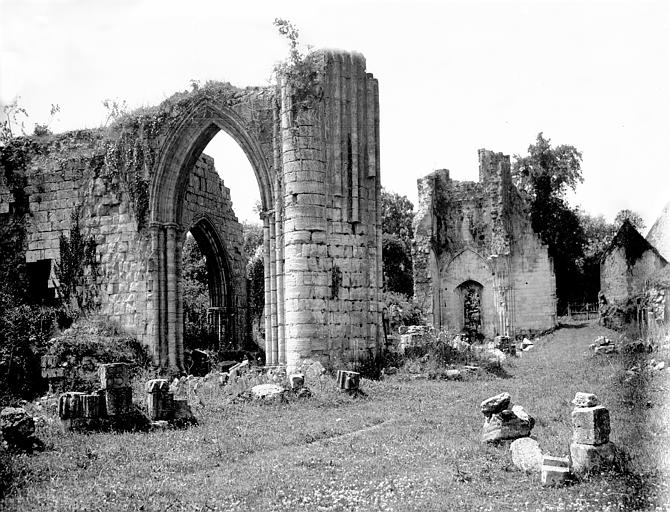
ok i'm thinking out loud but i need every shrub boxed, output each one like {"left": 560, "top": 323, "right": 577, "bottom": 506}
{"left": 42, "top": 318, "right": 151, "bottom": 393}
{"left": 383, "top": 291, "right": 425, "bottom": 332}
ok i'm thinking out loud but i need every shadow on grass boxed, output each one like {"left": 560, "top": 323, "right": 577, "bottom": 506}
{"left": 557, "top": 322, "right": 589, "bottom": 329}
{"left": 482, "top": 363, "right": 514, "bottom": 379}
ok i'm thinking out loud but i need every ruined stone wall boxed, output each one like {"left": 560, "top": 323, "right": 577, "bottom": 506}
{"left": 601, "top": 246, "right": 666, "bottom": 304}
{"left": 1, "top": 49, "right": 384, "bottom": 372}
{"left": 413, "top": 150, "right": 556, "bottom": 338}
{"left": 0, "top": 132, "right": 246, "bottom": 349}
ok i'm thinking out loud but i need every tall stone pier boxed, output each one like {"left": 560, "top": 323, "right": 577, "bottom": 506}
{"left": 0, "top": 49, "right": 383, "bottom": 373}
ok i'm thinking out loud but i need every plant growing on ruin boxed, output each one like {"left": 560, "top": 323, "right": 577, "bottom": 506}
{"left": 102, "top": 98, "right": 129, "bottom": 127}
{"left": 273, "top": 18, "right": 321, "bottom": 121}
{"left": 57, "top": 208, "right": 98, "bottom": 311}
{"left": 32, "top": 104, "right": 60, "bottom": 136}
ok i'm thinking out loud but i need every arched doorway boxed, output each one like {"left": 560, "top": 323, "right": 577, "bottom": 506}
{"left": 148, "top": 98, "right": 279, "bottom": 373}
{"left": 182, "top": 218, "right": 235, "bottom": 352}
{"left": 458, "top": 279, "right": 484, "bottom": 342}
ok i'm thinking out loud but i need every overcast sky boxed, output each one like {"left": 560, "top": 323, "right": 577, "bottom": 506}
{"left": 1, "top": 0, "right": 668, "bottom": 231}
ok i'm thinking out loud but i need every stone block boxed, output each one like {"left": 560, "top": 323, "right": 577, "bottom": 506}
{"left": 510, "top": 437, "right": 543, "bottom": 473}
{"left": 104, "top": 387, "right": 132, "bottom": 416}
{"left": 288, "top": 373, "right": 305, "bottom": 390}
{"left": 481, "top": 406, "right": 534, "bottom": 443}
{"left": 572, "top": 392, "right": 599, "bottom": 408}
{"left": 58, "top": 392, "right": 86, "bottom": 419}
{"left": 336, "top": 370, "right": 360, "bottom": 390}
{"left": 99, "top": 363, "right": 130, "bottom": 389}
{"left": 480, "top": 392, "right": 511, "bottom": 417}
{"left": 82, "top": 394, "right": 104, "bottom": 418}
{"left": 570, "top": 441, "right": 616, "bottom": 475}
{"left": 541, "top": 455, "right": 571, "bottom": 486}
{"left": 571, "top": 405, "right": 610, "bottom": 445}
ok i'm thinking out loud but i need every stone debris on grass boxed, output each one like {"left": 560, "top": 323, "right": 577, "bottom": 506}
{"left": 0, "top": 407, "right": 44, "bottom": 453}
{"left": 590, "top": 336, "right": 616, "bottom": 354}
{"left": 571, "top": 392, "right": 599, "bottom": 408}
{"left": 510, "top": 437, "right": 543, "bottom": 473}
{"left": 250, "top": 383, "right": 286, "bottom": 401}
{"left": 480, "top": 392, "right": 535, "bottom": 443}
{"left": 58, "top": 363, "right": 196, "bottom": 432}
{"left": 480, "top": 392, "right": 511, "bottom": 417}
{"left": 541, "top": 455, "right": 571, "bottom": 486}
{"left": 569, "top": 392, "right": 615, "bottom": 475}
{"left": 451, "top": 335, "right": 470, "bottom": 352}
{"left": 299, "top": 359, "right": 327, "bottom": 385}
{"left": 288, "top": 373, "right": 305, "bottom": 390}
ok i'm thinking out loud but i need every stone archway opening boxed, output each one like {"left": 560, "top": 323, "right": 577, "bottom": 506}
{"left": 149, "top": 100, "right": 277, "bottom": 373}
{"left": 181, "top": 220, "right": 234, "bottom": 352}
{"left": 458, "top": 280, "right": 484, "bottom": 342}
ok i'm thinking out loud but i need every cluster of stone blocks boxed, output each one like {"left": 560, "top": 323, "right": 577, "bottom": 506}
{"left": 145, "top": 379, "right": 196, "bottom": 425}
{"left": 505, "top": 391, "right": 617, "bottom": 486}
{"left": 57, "top": 362, "right": 196, "bottom": 431}
{"left": 569, "top": 392, "right": 616, "bottom": 475}
{"left": 480, "top": 392, "right": 535, "bottom": 443}
{"left": 58, "top": 363, "right": 134, "bottom": 430}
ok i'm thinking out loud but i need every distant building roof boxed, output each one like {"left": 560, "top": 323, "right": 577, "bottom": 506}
{"left": 647, "top": 201, "right": 670, "bottom": 261}
{"left": 604, "top": 219, "right": 668, "bottom": 266}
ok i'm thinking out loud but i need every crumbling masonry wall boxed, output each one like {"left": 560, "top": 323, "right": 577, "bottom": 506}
{"left": 412, "top": 150, "right": 556, "bottom": 338}
{"left": 0, "top": 48, "right": 383, "bottom": 373}
{"left": 0, "top": 133, "right": 246, "bottom": 345}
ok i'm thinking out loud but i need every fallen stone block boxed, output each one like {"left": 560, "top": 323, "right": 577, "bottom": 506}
{"left": 251, "top": 383, "right": 286, "bottom": 401}
{"left": 82, "top": 394, "right": 104, "bottom": 418}
{"left": 570, "top": 441, "right": 616, "bottom": 475}
{"left": 99, "top": 363, "right": 130, "bottom": 389}
{"left": 58, "top": 392, "right": 86, "bottom": 419}
{"left": 0, "top": 407, "right": 43, "bottom": 452}
{"left": 480, "top": 392, "right": 511, "bottom": 417}
{"left": 336, "top": 370, "right": 360, "bottom": 391}
{"left": 173, "top": 399, "right": 197, "bottom": 425}
{"left": 510, "top": 437, "right": 543, "bottom": 473}
{"left": 541, "top": 455, "right": 571, "bottom": 486}
{"left": 482, "top": 407, "right": 534, "bottom": 443}
{"left": 104, "top": 387, "right": 133, "bottom": 416}
{"left": 288, "top": 373, "right": 305, "bottom": 390}
{"left": 571, "top": 405, "right": 610, "bottom": 445}
{"left": 441, "top": 369, "right": 462, "bottom": 381}
{"left": 571, "top": 392, "right": 599, "bottom": 408}
{"left": 146, "top": 379, "right": 173, "bottom": 421}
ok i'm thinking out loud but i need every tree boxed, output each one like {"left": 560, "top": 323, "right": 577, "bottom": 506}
{"left": 242, "top": 221, "right": 264, "bottom": 259}
{"left": 513, "top": 133, "right": 586, "bottom": 310}
{"left": 381, "top": 188, "right": 414, "bottom": 296}
{"left": 181, "top": 234, "right": 216, "bottom": 350}
{"left": 614, "top": 209, "right": 645, "bottom": 233}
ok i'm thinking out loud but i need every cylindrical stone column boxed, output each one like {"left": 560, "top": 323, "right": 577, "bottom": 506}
{"left": 148, "top": 223, "right": 161, "bottom": 365}
{"left": 280, "top": 73, "right": 328, "bottom": 373}
{"left": 165, "top": 223, "right": 178, "bottom": 372}
{"left": 262, "top": 214, "right": 274, "bottom": 365}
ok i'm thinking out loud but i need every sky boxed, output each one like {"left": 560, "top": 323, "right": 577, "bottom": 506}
{"left": 1, "top": 0, "right": 669, "bottom": 231}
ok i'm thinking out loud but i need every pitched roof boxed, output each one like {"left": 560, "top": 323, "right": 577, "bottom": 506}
{"left": 647, "top": 201, "right": 670, "bottom": 261}
{"left": 604, "top": 219, "right": 668, "bottom": 266}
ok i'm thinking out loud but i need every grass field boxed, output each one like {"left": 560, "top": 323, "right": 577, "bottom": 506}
{"left": 1, "top": 321, "right": 669, "bottom": 511}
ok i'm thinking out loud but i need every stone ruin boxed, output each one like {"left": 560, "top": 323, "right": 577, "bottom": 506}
{"left": 413, "top": 150, "right": 556, "bottom": 341}
{"left": 600, "top": 219, "right": 669, "bottom": 328}
{"left": 57, "top": 362, "right": 195, "bottom": 431}
{"left": 500, "top": 391, "right": 616, "bottom": 486}
{"left": 0, "top": 49, "right": 383, "bottom": 373}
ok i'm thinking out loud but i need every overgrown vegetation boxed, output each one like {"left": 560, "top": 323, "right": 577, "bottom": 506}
{"left": 273, "top": 18, "right": 322, "bottom": 121}
{"left": 57, "top": 208, "right": 98, "bottom": 311}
